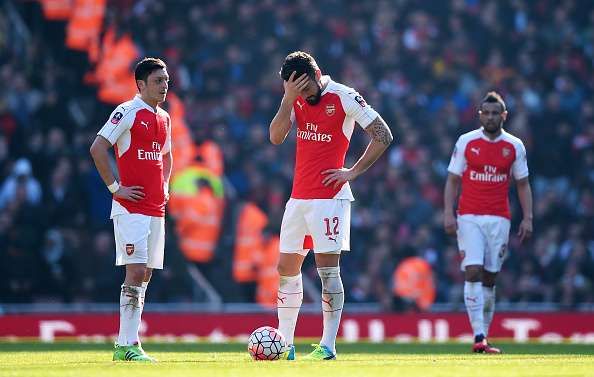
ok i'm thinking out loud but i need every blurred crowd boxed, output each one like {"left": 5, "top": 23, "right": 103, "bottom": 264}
{"left": 1, "top": 0, "right": 593, "bottom": 308}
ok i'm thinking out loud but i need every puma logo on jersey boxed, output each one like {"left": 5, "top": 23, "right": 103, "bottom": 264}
{"left": 465, "top": 296, "right": 478, "bottom": 303}
{"left": 141, "top": 121, "right": 149, "bottom": 129}
{"left": 296, "top": 101, "right": 304, "bottom": 110}
{"left": 328, "top": 236, "right": 337, "bottom": 242}
{"left": 471, "top": 147, "right": 480, "bottom": 155}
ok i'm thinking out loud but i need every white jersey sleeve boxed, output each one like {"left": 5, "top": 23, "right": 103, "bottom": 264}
{"left": 447, "top": 137, "right": 467, "bottom": 176}
{"left": 162, "top": 114, "right": 172, "bottom": 155}
{"left": 340, "top": 90, "right": 379, "bottom": 129}
{"left": 511, "top": 140, "right": 529, "bottom": 179}
{"left": 97, "top": 104, "right": 135, "bottom": 145}
{"left": 290, "top": 107, "right": 295, "bottom": 124}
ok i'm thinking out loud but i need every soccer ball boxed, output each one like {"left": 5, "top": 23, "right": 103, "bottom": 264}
{"left": 247, "top": 326, "right": 287, "bottom": 361}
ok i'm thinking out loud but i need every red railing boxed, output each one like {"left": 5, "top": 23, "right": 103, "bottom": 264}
{"left": 1, "top": 312, "right": 593, "bottom": 343}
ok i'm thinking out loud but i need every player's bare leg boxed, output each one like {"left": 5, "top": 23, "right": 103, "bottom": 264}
{"left": 277, "top": 252, "right": 306, "bottom": 360}
{"left": 481, "top": 270, "right": 501, "bottom": 353}
{"left": 114, "top": 263, "right": 155, "bottom": 362}
{"left": 304, "top": 252, "right": 342, "bottom": 360}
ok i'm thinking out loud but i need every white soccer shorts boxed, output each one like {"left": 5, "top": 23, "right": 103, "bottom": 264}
{"left": 113, "top": 213, "right": 165, "bottom": 269}
{"left": 279, "top": 198, "right": 351, "bottom": 255}
{"left": 456, "top": 214, "right": 511, "bottom": 273}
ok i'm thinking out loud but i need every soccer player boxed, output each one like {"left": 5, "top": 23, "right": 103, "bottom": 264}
{"left": 444, "top": 92, "right": 533, "bottom": 353}
{"left": 90, "top": 58, "right": 172, "bottom": 362}
{"left": 270, "top": 51, "right": 393, "bottom": 360}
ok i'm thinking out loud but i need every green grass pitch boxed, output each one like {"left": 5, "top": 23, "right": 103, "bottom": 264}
{"left": 0, "top": 341, "right": 592, "bottom": 377}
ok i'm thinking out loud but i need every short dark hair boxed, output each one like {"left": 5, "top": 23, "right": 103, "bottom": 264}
{"left": 481, "top": 91, "right": 507, "bottom": 112}
{"left": 279, "top": 51, "right": 319, "bottom": 81}
{"left": 134, "top": 57, "right": 167, "bottom": 86}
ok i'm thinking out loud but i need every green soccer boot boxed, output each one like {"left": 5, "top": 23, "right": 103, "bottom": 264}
{"left": 112, "top": 343, "right": 156, "bottom": 362}
{"left": 302, "top": 344, "right": 336, "bottom": 360}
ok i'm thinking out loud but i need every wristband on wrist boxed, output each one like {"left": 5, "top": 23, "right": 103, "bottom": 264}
{"left": 107, "top": 181, "right": 120, "bottom": 194}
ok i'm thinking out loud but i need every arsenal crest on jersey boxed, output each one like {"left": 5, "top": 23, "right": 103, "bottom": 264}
{"left": 502, "top": 147, "right": 511, "bottom": 158}
{"left": 325, "top": 104, "right": 335, "bottom": 116}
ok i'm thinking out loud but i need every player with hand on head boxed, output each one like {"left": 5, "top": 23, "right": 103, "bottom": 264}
{"left": 444, "top": 92, "right": 533, "bottom": 354}
{"left": 269, "top": 51, "right": 393, "bottom": 360}
{"left": 90, "top": 57, "right": 172, "bottom": 362}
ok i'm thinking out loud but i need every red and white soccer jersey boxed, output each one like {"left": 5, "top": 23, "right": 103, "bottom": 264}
{"left": 448, "top": 128, "right": 529, "bottom": 272}
{"left": 280, "top": 76, "right": 379, "bottom": 253}
{"left": 97, "top": 95, "right": 171, "bottom": 218}
{"left": 290, "top": 75, "right": 380, "bottom": 200}
{"left": 447, "top": 128, "right": 529, "bottom": 219}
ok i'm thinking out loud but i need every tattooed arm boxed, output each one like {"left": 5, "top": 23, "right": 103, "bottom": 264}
{"left": 322, "top": 116, "right": 393, "bottom": 188}
{"left": 351, "top": 116, "right": 393, "bottom": 174}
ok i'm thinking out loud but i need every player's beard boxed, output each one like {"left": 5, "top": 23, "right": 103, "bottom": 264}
{"left": 305, "top": 84, "right": 323, "bottom": 105}
{"left": 481, "top": 119, "right": 503, "bottom": 135}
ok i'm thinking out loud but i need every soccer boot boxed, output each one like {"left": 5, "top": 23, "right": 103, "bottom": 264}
{"left": 472, "top": 335, "right": 502, "bottom": 354}
{"left": 281, "top": 344, "right": 296, "bottom": 360}
{"left": 303, "top": 344, "right": 336, "bottom": 360}
{"left": 483, "top": 341, "right": 502, "bottom": 354}
{"left": 136, "top": 343, "right": 157, "bottom": 359}
{"left": 113, "top": 343, "right": 156, "bottom": 362}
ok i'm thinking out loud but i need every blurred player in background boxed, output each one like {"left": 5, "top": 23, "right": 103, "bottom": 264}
{"left": 444, "top": 92, "right": 533, "bottom": 354}
{"left": 270, "top": 51, "right": 393, "bottom": 360}
{"left": 90, "top": 58, "right": 172, "bottom": 362}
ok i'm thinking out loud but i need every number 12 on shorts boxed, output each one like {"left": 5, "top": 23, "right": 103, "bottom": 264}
{"left": 324, "top": 217, "right": 340, "bottom": 236}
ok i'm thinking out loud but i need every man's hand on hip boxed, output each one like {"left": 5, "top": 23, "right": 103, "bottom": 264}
{"left": 114, "top": 185, "right": 145, "bottom": 202}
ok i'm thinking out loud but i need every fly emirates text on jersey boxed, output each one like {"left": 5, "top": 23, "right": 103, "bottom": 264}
{"left": 469, "top": 165, "right": 508, "bottom": 183}
{"left": 137, "top": 142, "right": 162, "bottom": 161}
{"left": 297, "top": 122, "right": 333, "bottom": 143}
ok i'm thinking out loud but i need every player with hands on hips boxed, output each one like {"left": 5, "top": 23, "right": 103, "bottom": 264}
{"left": 90, "top": 57, "right": 173, "bottom": 362}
